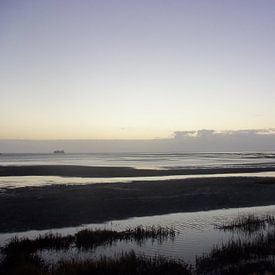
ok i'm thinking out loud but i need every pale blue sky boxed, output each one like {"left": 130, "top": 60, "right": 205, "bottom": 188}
{"left": 1, "top": 0, "right": 275, "bottom": 139}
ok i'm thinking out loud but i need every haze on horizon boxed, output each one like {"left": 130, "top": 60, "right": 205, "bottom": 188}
{"left": 1, "top": 0, "right": 275, "bottom": 140}
{"left": 1, "top": 129, "right": 275, "bottom": 153}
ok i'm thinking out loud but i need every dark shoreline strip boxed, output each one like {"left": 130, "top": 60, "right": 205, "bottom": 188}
{"left": 1, "top": 165, "right": 275, "bottom": 177}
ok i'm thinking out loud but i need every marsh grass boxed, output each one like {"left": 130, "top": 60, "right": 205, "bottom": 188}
{"left": 54, "top": 252, "right": 192, "bottom": 275}
{"left": 75, "top": 226, "right": 176, "bottom": 248}
{"left": 196, "top": 230, "right": 275, "bottom": 274}
{"left": 5, "top": 216, "right": 275, "bottom": 274}
{"left": 0, "top": 226, "right": 180, "bottom": 274}
{"left": 215, "top": 214, "right": 275, "bottom": 234}
{"left": 198, "top": 213, "right": 275, "bottom": 273}
{"left": 3, "top": 233, "right": 74, "bottom": 255}
{"left": 0, "top": 250, "right": 191, "bottom": 275}
{"left": 2, "top": 225, "right": 175, "bottom": 254}
{"left": 197, "top": 260, "right": 275, "bottom": 275}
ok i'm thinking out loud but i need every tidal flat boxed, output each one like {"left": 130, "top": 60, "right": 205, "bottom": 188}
{"left": 1, "top": 176, "right": 275, "bottom": 232}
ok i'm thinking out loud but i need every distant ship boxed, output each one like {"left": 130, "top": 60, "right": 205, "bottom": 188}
{"left": 53, "top": 150, "right": 65, "bottom": 154}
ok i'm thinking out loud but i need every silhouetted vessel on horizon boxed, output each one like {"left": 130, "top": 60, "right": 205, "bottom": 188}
{"left": 53, "top": 150, "right": 65, "bottom": 154}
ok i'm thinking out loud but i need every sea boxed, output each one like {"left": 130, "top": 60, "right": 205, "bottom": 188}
{"left": 1, "top": 152, "right": 275, "bottom": 189}
{"left": 1, "top": 152, "right": 275, "bottom": 170}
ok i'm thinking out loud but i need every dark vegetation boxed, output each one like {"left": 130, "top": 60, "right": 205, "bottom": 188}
{"left": 2, "top": 226, "right": 175, "bottom": 254}
{"left": 196, "top": 232, "right": 275, "bottom": 274}
{"left": 0, "top": 252, "right": 192, "bottom": 275}
{"left": 196, "top": 214, "right": 275, "bottom": 274}
{"left": 215, "top": 214, "right": 275, "bottom": 234}
{"left": 75, "top": 226, "right": 176, "bottom": 248}
{"left": 3, "top": 215, "right": 275, "bottom": 274}
{"left": 3, "top": 234, "right": 73, "bottom": 255}
{"left": 0, "top": 226, "right": 190, "bottom": 275}
{"left": 54, "top": 253, "right": 192, "bottom": 275}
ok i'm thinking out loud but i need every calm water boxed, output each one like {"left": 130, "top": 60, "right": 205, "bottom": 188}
{"left": 1, "top": 172, "right": 275, "bottom": 190}
{"left": 1, "top": 152, "right": 275, "bottom": 189}
{"left": 1, "top": 205, "right": 275, "bottom": 264}
{"left": 1, "top": 152, "right": 275, "bottom": 169}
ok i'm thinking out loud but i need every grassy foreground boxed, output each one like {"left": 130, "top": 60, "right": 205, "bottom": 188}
{"left": 0, "top": 252, "right": 192, "bottom": 275}
{"left": 2, "top": 225, "right": 176, "bottom": 254}
{"left": 215, "top": 214, "right": 275, "bottom": 234}
{"left": 3, "top": 215, "right": 275, "bottom": 274}
{"left": 0, "top": 226, "right": 192, "bottom": 275}
{"left": 197, "top": 214, "right": 275, "bottom": 274}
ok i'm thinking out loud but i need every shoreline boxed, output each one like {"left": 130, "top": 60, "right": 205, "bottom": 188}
{"left": 1, "top": 176, "right": 275, "bottom": 233}
{"left": 1, "top": 165, "right": 275, "bottom": 178}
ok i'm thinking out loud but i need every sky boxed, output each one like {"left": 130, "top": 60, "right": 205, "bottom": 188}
{"left": 1, "top": 0, "right": 275, "bottom": 140}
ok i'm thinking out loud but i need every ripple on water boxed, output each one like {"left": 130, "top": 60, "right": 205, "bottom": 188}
{"left": 2, "top": 205, "right": 275, "bottom": 264}
{"left": 1, "top": 171, "right": 275, "bottom": 189}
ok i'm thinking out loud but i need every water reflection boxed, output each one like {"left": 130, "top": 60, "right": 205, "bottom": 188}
{"left": 1, "top": 172, "right": 275, "bottom": 190}
{"left": 1, "top": 205, "right": 275, "bottom": 264}
{"left": 1, "top": 152, "right": 275, "bottom": 170}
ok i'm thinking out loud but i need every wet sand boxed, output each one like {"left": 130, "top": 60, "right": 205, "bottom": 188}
{"left": 1, "top": 176, "right": 275, "bottom": 233}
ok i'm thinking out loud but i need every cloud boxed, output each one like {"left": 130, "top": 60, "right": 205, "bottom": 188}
{"left": 170, "top": 128, "right": 275, "bottom": 152}
{"left": 174, "top": 129, "right": 275, "bottom": 139}
{"left": 196, "top": 129, "right": 216, "bottom": 137}
{"left": 1, "top": 129, "right": 275, "bottom": 153}
{"left": 173, "top": 131, "right": 196, "bottom": 139}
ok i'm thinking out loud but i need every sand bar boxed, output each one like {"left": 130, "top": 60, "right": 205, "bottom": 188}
{"left": 1, "top": 176, "right": 275, "bottom": 233}
{"left": 1, "top": 165, "right": 275, "bottom": 177}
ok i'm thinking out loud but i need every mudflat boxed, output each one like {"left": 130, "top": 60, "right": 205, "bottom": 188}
{"left": 1, "top": 176, "right": 275, "bottom": 233}
{"left": 1, "top": 165, "right": 275, "bottom": 177}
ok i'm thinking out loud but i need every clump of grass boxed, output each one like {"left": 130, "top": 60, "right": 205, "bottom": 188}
{"left": 3, "top": 233, "right": 74, "bottom": 255}
{"left": 1, "top": 226, "right": 175, "bottom": 254}
{"left": 0, "top": 252, "right": 46, "bottom": 275}
{"left": 0, "top": 226, "right": 177, "bottom": 274}
{"left": 218, "top": 260, "right": 275, "bottom": 275}
{"left": 1, "top": 234, "right": 74, "bottom": 275}
{"left": 0, "top": 250, "right": 192, "bottom": 275}
{"left": 75, "top": 226, "right": 176, "bottom": 248}
{"left": 196, "top": 229, "right": 275, "bottom": 274}
{"left": 215, "top": 214, "right": 275, "bottom": 233}
{"left": 197, "top": 258, "right": 275, "bottom": 275}
{"left": 54, "top": 252, "right": 192, "bottom": 275}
